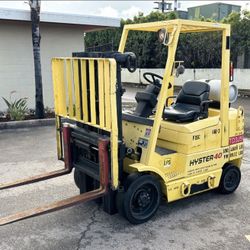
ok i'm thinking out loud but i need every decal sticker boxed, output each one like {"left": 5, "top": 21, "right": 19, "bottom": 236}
{"left": 212, "top": 128, "right": 220, "bottom": 135}
{"left": 223, "top": 148, "right": 229, "bottom": 160}
{"left": 165, "top": 171, "right": 182, "bottom": 180}
{"left": 138, "top": 138, "right": 148, "bottom": 148}
{"left": 229, "top": 143, "right": 244, "bottom": 158}
{"left": 193, "top": 135, "right": 200, "bottom": 141}
{"left": 229, "top": 135, "right": 243, "bottom": 145}
{"left": 164, "top": 158, "right": 171, "bottom": 168}
{"left": 239, "top": 144, "right": 244, "bottom": 156}
{"left": 189, "top": 153, "right": 222, "bottom": 167}
{"left": 187, "top": 151, "right": 224, "bottom": 176}
{"left": 144, "top": 128, "right": 151, "bottom": 137}
{"left": 190, "top": 155, "right": 213, "bottom": 166}
{"left": 214, "top": 152, "right": 223, "bottom": 159}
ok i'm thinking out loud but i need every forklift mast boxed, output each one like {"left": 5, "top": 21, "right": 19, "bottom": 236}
{"left": 52, "top": 52, "right": 136, "bottom": 189}
{"left": 52, "top": 56, "right": 120, "bottom": 189}
{"left": 0, "top": 52, "right": 136, "bottom": 225}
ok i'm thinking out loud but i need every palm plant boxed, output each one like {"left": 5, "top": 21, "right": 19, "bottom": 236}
{"left": 2, "top": 91, "right": 28, "bottom": 121}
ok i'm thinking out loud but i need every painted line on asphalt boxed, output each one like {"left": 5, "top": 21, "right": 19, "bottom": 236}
{"left": 245, "top": 235, "right": 250, "bottom": 242}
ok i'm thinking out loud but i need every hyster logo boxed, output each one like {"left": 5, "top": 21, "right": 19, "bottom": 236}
{"left": 189, "top": 153, "right": 222, "bottom": 166}
{"left": 189, "top": 155, "right": 214, "bottom": 166}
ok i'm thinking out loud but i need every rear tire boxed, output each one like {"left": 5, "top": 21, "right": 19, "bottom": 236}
{"left": 119, "top": 174, "right": 161, "bottom": 224}
{"left": 218, "top": 165, "right": 241, "bottom": 194}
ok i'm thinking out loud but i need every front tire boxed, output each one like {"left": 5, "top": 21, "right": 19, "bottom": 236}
{"left": 74, "top": 169, "right": 102, "bottom": 204}
{"left": 74, "top": 168, "right": 93, "bottom": 193}
{"left": 218, "top": 165, "right": 241, "bottom": 194}
{"left": 121, "top": 174, "right": 161, "bottom": 224}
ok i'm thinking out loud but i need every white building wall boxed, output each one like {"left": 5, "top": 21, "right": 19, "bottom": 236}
{"left": 122, "top": 68, "right": 250, "bottom": 90}
{"left": 0, "top": 20, "right": 84, "bottom": 111}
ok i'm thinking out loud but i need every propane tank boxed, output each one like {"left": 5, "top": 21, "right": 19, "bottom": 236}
{"left": 207, "top": 79, "right": 238, "bottom": 103}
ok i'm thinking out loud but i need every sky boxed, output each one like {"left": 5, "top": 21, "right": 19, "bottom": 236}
{"left": 0, "top": 1, "right": 249, "bottom": 19}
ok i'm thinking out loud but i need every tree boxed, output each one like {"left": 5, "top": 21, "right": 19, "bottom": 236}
{"left": 85, "top": 11, "right": 177, "bottom": 68}
{"left": 85, "top": 10, "right": 250, "bottom": 69}
{"left": 176, "top": 30, "right": 222, "bottom": 68}
{"left": 29, "top": 0, "right": 44, "bottom": 118}
{"left": 222, "top": 11, "right": 250, "bottom": 67}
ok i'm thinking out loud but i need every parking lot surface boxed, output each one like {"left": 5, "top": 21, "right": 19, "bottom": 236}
{"left": 0, "top": 94, "right": 250, "bottom": 250}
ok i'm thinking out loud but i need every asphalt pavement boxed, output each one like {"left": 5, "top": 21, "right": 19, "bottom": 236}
{"left": 0, "top": 88, "right": 250, "bottom": 250}
{"left": 0, "top": 92, "right": 250, "bottom": 250}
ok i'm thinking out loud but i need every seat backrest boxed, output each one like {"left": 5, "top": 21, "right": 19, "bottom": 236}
{"left": 176, "top": 81, "right": 210, "bottom": 106}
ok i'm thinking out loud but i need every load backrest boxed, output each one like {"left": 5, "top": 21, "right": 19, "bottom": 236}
{"left": 52, "top": 57, "right": 119, "bottom": 188}
{"left": 52, "top": 57, "right": 117, "bottom": 131}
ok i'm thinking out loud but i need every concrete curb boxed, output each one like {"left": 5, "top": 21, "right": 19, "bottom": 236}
{"left": 239, "top": 89, "right": 250, "bottom": 97}
{"left": 0, "top": 118, "right": 55, "bottom": 130}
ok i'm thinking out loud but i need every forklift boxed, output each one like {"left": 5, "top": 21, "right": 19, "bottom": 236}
{"left": 0, "top": 19, "right": 244, "bottom": 225}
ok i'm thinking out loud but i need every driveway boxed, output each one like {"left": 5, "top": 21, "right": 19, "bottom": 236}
{"left": 0, "top": 126, "right": 249, "bottom": 250}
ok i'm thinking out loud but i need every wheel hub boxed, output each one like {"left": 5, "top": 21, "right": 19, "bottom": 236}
{"left": 225, "top": 171, "right": 238, "bottom": 188}
{"left": 137, "top": 191, "right": 151, "bottom": 207}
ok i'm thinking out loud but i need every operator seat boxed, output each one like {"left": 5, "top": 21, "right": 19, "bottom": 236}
{"left": 163, "top": 81, "right": 210, "bottom": 123}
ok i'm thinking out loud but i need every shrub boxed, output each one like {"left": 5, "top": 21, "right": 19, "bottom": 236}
{"left": 2, "top": 91, "right": 28, "bottom": 121}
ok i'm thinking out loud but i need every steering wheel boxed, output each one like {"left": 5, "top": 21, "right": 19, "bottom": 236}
{"left": 143, "top": 72, "right": 163, "bottom": 85}
{"left": 143, "top": 72, "right": 173, "bottom": 89}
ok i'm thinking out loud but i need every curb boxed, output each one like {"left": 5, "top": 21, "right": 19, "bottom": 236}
{"left": 239, "top": 89, "right": 250, "bottom": 97}
{"left": 0, "top": 118, "right": 55, "bottom": 130}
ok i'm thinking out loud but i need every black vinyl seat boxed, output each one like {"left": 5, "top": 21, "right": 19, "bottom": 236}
{"left": 163, "top": 81, "right": 210, "bottom": 123}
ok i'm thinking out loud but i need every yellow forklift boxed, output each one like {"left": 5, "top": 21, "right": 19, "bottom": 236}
{"left": 0, "top": 19, "right": 244, "bottom": 225}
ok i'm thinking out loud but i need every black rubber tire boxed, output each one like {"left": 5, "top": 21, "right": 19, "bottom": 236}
{"left": 218, "top": 165, "right": 241, "bottom": 194}
{"left": 74, "top": 169, "right": 85, "bottom": 192}
{"left": 116, "top": 173, "right": 142, "bottom": 217}
{"left": 122, "top": 174, "right": 161, "bottom": 224}
{"left": 74, "top": 169, "right": 102, "bottom": 204}
{"left": 74, "top": 169, "right": 93, "bottom": 193}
